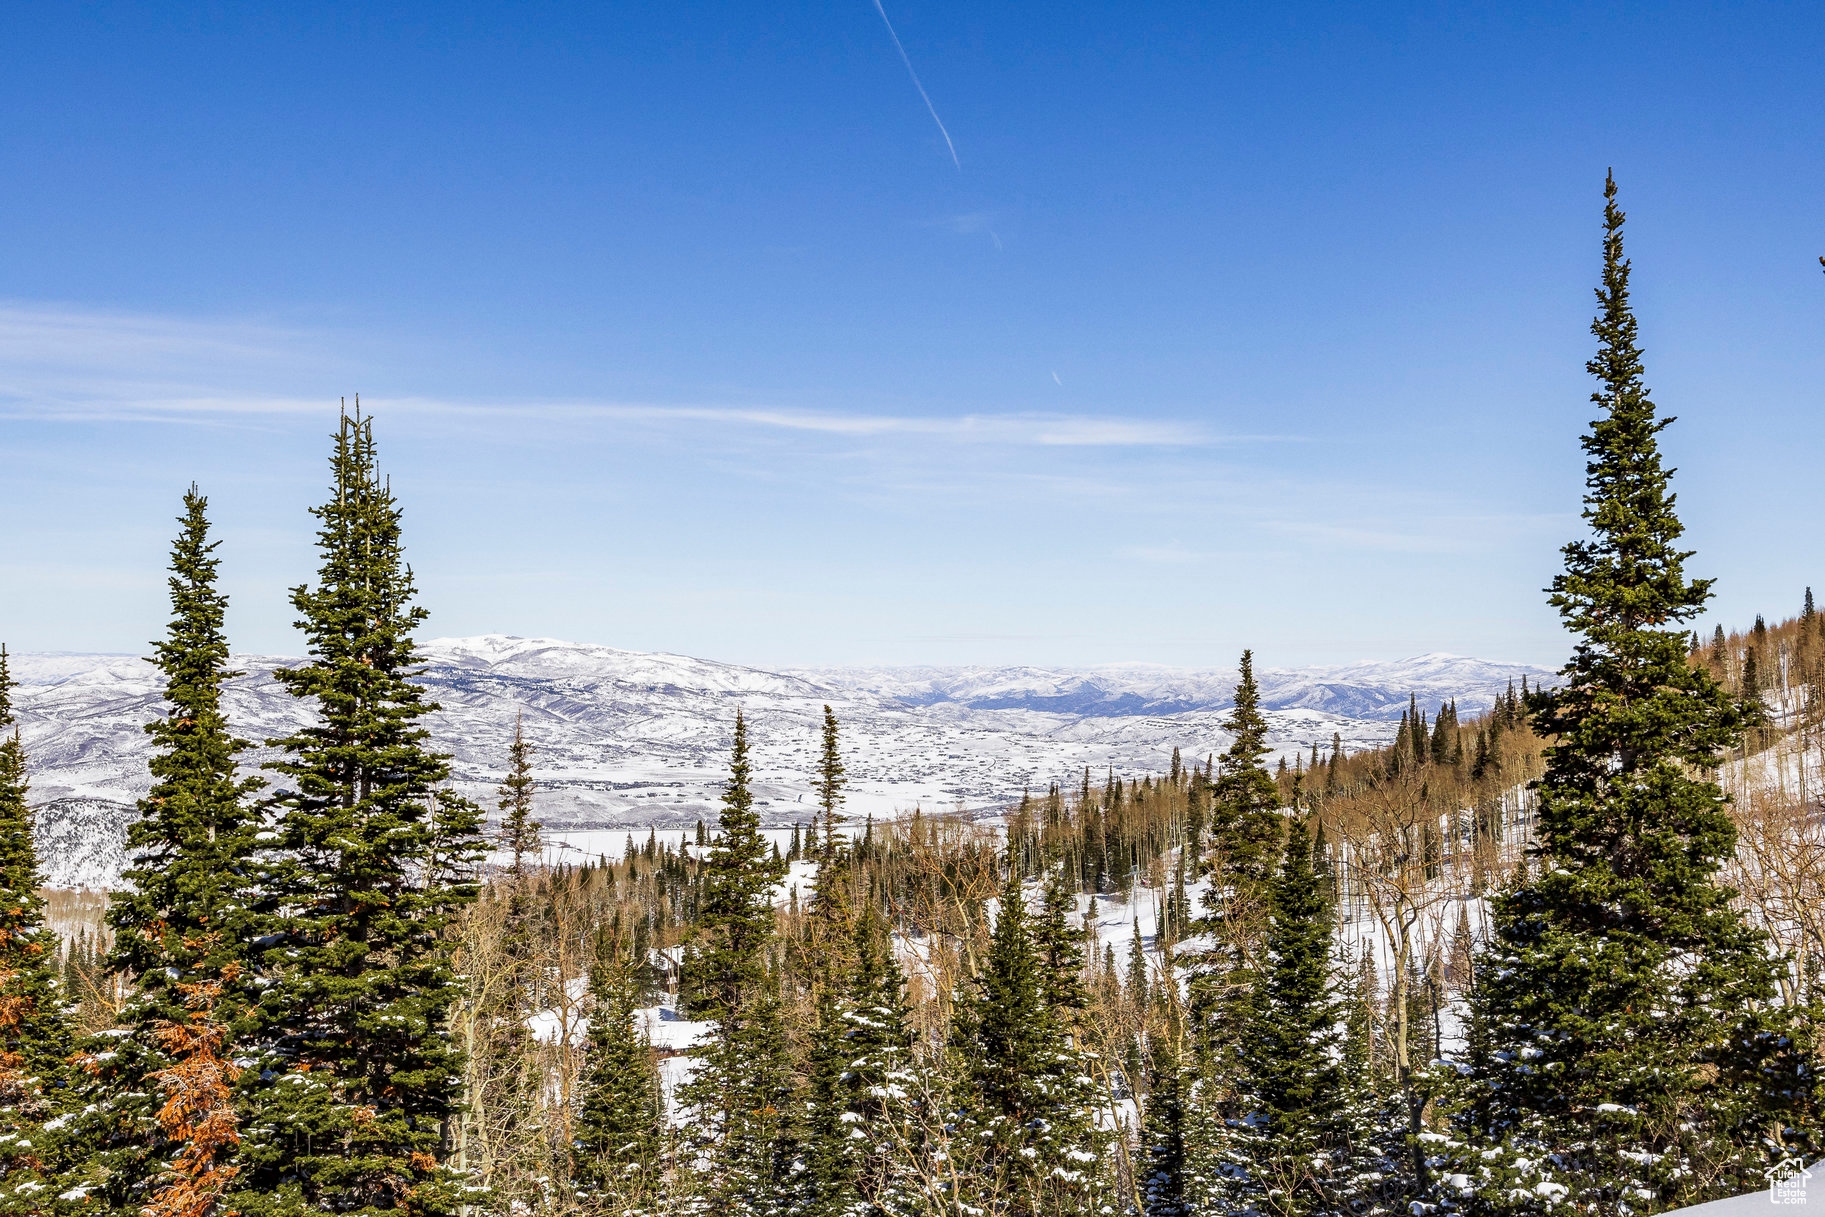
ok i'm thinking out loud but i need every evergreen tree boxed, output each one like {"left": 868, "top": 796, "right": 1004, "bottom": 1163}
{"left": 1447, "top": 174, "right": 1814, "bottom": 1214}
{"left": 842, "top": 904, "right": 921, "bottom": 1214}
{"left": 1140, "top": 1003, "right": 1191, "bottom": 1217}
{"left": 1742, "top": 648, "right": 1768, "bottom": 722}
{"left": 1409, "top": 695, "right": 1428, "bottom": 769}
{"left": 1333, "top": 945, "right": 1405, "bottom": 1217}
{"left": 1236, "top": 816, "right": 1344, "bottom": 1217}
{"left": 678, "top": 711, "right": 795, "bottom": 1214}
{"left": 812, "top": 706, "right": 854, "bottom": 978}
{"left": 497, "top": 714, "right": 541, "bottom": 877}
{"left": 0, "top": 645, "right": 82, "bottom": 1212}
{"left": 802, "top": 983, "right": 859, "bottom": 1217}
{"left": 573, "top": 943, "right": 663, "bottom": 1210}
{"left": 955, "top": 865, "right": 1113, "bottom": 1216}
{"left": 81, "top": 489, "right": 265, "bottom": 1213}
{"left": 1187, "top": 649, "right": 1284, "bottom": 1057}
{"left": 1127, "top": 916, "right": 1150, "bottom": 1011}
{"left": 804, "top": 901, "right": 921, "bottom": 1217}
{"left": 231, "top": 411, "right": 485, "bottom": 1217}
{"left": 958, "top": 868, "right": 1048, "bottom": 1161}
{"left": 1431, "top": 703, "right": 1457, "bottom": 767}
{"left": 1035, "top": 869, "right": 1088, "bottom": 1018}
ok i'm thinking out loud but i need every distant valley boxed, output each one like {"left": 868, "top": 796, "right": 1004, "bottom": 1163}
{"left": 11, "top": 635, "right": 1554, "bottom": 888}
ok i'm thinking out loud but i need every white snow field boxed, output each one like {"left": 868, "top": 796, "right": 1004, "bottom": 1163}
{"left": 1668, "top": 1166, "right": 1819, "bottom": 1215}
{"left": 10, "top": 635, "right": 1552, "bottom": 888}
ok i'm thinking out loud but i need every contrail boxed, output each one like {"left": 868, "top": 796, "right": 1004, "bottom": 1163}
{"left": 870, "top": 0, "right": 960, "bottom": 168}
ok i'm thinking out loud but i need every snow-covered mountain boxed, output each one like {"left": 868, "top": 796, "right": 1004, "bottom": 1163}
{"left": 795, "top": 653, "right": 1545, "bottom": 720}
{"left": 10, "top": 636, "right": 1554, "bottom": 888}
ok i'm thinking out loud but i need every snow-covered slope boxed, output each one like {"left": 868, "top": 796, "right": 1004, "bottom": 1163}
{"left": 10, "top": 636, "right": 1554, "bottom": 888}
{"left": 797, "top": 653, "right": 1543, "bottom": 721}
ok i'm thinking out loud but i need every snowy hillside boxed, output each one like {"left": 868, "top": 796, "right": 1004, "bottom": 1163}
{"left": 10, "top": 636, "right": 1554, "bottom": 888}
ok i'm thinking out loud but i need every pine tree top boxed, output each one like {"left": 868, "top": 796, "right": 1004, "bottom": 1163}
{"left": 1536, "top": 173, "right": 1743, "bottom": 806}
{"left": 112, "top": 487, "right": 264, "bottom": 997}
{"left": 693, "top": 710, "right": 787, "bottom": 1020}
{"left": 1218, "top": 650, "right": 1271, "bottom": 779}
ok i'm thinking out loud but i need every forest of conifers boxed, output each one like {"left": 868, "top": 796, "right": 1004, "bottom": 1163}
{"left": 3, "top": 177, "right": 1822, "bottom": 1217}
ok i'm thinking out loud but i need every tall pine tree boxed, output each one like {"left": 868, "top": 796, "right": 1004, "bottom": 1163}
{"left": 497, "top": 714, "right": 541, "bottom": 878}
{"left": 678, "top": 711, "right": 795, "bottom": 1215}
{"left": 231, "top": 410, "right": 485, "bottom": 1217}
{"left": 811, "top": 705, "right": 855, "bottom": 979}
{"left": 1448, "top": 174, "right": 1814, "bottom": 1215}
{"left": 1186, "top": 649, "right": 1284, "bottom": 1061}
{"left": 81, "top": 488, "right": 264, "bottom": 1213}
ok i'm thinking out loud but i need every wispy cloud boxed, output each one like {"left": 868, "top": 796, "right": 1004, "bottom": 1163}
{"left": 1118, "top": 542, "right": 1212, "bottom": 565}
{"left": 0, "top": 300, "right": 349, "bottom": 425}
{"left": 0, "top": 301, "right": 1259, "bottom": 450}
{"left": 5, "top": 394, "right": 1225, "bottom": 449}
{"left": 0, "top": 302, "right": 305, "bottom": 369}
{"left": 869, "top": 0, "right": 960, "bottom": 168}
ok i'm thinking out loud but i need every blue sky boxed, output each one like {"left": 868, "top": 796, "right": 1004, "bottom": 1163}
{"left": 2, "top": 2, "right": 1821, "bottom": 668}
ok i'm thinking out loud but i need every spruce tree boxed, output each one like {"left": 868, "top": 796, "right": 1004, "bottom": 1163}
{"left": 803, "top": 899, "right": 920, "bottom": 1217}
{"left": 0, "top": 645, "right": 81, "bottom": 1212}
{"left": 1334, "top": 944, "right": 1404, "bottom": 1216}
{"left": 958, "top": 867, "right": 1048, "bottom": 1157}
{"left": 573, "top": 943, "right": 663, "bottom": 1209}
{"left": 1187, "top": 649, "right": 1283, "bottom": 1056}
{"left": 1140, "top": 1006, "right": 1191, "bottom": 1217}
{"left": 497, "top": 714, "right": 541, "bottom": 877}
{"left": 954, "top": 865, "right": 1113, "bottom": 1215}
{"left": 1033, "top": 870, "right": 1112, "bottom": 1200}
{"left": 81, "top": 489, "right": 265, "bottom": 1213}
{"left": 1127, "top": 916, "right": 1150, "bottom": 1011}
{"left": 1236, "top": 816, "right": 1344, "bottom": 1217}
{"left": 1448, "top": 174, "right": 1813, "bottom": 1214}
{"left": 802, "top": 982, "right": 859, "bottom": 1217}
{"left": 841, "top": 903, "right": 920, "bottom": 1214}
{"left": 231, "top": 411, "right": 485, "bottom": 1217}
{"left": 1035, "top": 869, "right": 1088, "bottom": 1018}
{"left": 678, "top": 711, "right": 795, "bottom": 1214}
{"left": 951, "top": 867, "right": 1053, "bottom": 1211}
{"left": 812, "top": 706, "right": 854, "bottom": 978}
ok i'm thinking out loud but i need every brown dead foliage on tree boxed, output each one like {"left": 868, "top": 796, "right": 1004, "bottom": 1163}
{"left": 142, "top": 961, "right": 243, "bottom": 1217}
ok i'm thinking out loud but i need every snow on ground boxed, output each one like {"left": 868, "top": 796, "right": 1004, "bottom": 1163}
{"left": 774, "top": 858, "right": 820, "bottom": 908}
{"left": 527, "top": 983, "right": 712, "bottom": 1054}
{"left": 1666, "top": 1165, "right": 1819, "bottom": 1215}
{"left": 640, "top": 1006, "right": 711, "bottom": 1053}
{"left": 14, "top": 638, "right": 1551, "bottom": 887}
{"left": 527, "top": 985, "right": 710, "bottom": 1121}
